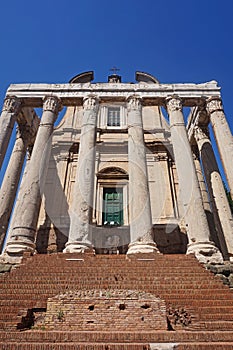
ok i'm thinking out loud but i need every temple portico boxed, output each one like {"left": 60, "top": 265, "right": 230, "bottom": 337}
{"left": 0, "top": 71, "right": 232, "bottom": 264}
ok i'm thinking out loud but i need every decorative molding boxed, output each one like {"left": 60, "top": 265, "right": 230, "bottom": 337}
{"left": 166, "top": 96, "right": 182, "bottom": 113}
{"left": 2, "top": 95, "right": 21, "bottom": 114}
{"left": 206, "top": 97, "right": 223, "bottom": 114}
{"left": 43, "top": 96, "right": 62, "bottom": 114}
{"left": 97, "top": 166, "right": 128, "bottom": 179}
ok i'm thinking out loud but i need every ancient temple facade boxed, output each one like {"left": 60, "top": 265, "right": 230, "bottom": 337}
{"left": 0, "top": 71, "right": 233, "bottom": 264}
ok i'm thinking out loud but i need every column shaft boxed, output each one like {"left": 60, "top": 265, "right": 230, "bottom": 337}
{"left": 166, "top": 96, "right": 223, "bottom": 263}
{"left": 0, "top": 127, "right": 28, "bottom": 252}
{"left": 207, "top": 97, "right": 233, "bottom": 198}
{"left": 4, "top": 96, "right": 62, "bottom": 260}
{"left": 126, "top": 96, "right": 158, "bottom": 255}
{"left": 192, "top": 145, "right": 222, "bottom": 253}
{"left": 194, "top": 126, "right": 233, "bottom": 259}
{"left": 0, "top": 96, "right": 21, "bottom": 169}
{"left": 64, "top": 96, "right": 99, "bottom": 253}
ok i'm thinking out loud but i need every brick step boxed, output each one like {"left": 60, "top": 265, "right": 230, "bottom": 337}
{"left": 198, "top": 313, "right": 233, "bottom": 321}
{"left": 1, "top": 299, "right": 232, "bottom": 309}
{"left": 1, "top": 342, "right": 233, "bottom": 350}
{"left": 7, "top": 271, "right": 213, "bottom": 278}
{"left": 0, "top": 342, "right": 150, "bottom": 350}
{"left": 176, "top": 344, "right": 233, "bottom": 349}
{"left": 1, "top": 285, "right": 226, "bottom": 293}
{"left": 1, "top": 331, "right": 233, "bottom": 343}
{"left": 0, "top": 293, "right": 231, "bottom": 303}
{"left": 2, "top": 272, "right": 218, "bottom": 278}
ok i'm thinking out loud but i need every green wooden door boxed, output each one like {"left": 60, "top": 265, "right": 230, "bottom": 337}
{"left": 103, "top": 188, "right": 123, "bottom": 225}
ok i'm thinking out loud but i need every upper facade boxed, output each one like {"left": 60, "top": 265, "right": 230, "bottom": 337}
{"left": 0, "top": 71, "right": 233, "bottom": 265}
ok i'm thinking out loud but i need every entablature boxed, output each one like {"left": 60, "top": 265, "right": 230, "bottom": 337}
{"left": 6, "top": 81, "right": 221, "bottom": 108}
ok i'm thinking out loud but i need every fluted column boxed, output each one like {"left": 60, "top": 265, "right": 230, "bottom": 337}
{"left": 64, "top": 95, "right": 99, "bottom": 253}
{"left": 194, "top": 125, "right": 233, "bottom": 260}
{"left": 0, "top": 96, "right": 22, "bottom": 169}
{"left": 126, "top": 95, "right": 158, "bottom": 255}
{"left": 166, "top": 96, "right": 223, "bottom": 263}
{"left": 206, "top": 97, "right": 233, "bottom": 199}
{"left": 5, "top": 96, "right": 62, "bottom": 260}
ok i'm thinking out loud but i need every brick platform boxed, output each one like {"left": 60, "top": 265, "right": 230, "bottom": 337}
{"left": 0, "top": 253, "right": 233, "bottom": 348}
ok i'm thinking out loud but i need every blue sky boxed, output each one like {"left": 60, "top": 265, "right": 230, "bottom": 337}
{"left": 0, "top": 0, "right": 233, "bottom": 180}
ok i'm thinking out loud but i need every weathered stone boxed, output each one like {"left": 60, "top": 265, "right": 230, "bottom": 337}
{"left": 126, "top": 95, "right": 158, "bottom": 255}
{"left": 166, "top": 96, "right": 223, "bottom": 264}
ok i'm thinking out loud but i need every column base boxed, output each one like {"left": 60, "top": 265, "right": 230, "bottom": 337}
{"left": 63, "top": 241, "right": 95, "bottom": 254}
{"left": 186, "top": 241, "right": 223, "bottom": 264}
{"left": 5, "top": 241, "right": 35, "bottom": 256}
{"left": 1, "top": 241, "right": 35, "bottom": 264}
{"left": 126, "top": 241, "right": 160, "bottom": 256}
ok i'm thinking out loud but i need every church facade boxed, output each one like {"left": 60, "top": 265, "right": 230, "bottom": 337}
{"left": 0, "top": 71, "right": 233, "bottom": 264}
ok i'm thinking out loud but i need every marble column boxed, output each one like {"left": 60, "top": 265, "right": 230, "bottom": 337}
{"left": 192, "top": 144, "right": 222, "bottom": 253}
{"left": 64, "top": 95, "right": 99, "bottom": 253}
{"left": 0, "top": 96, "right": 22, "bottom": 169}
{"left": 4, "top": 96, "right": 62, "bottom": 260}
{"left": 126, "top": 95, "right": 159, "bottom": 255}
{"left": 0, "top": 125, "right": 30, "bottom": 252}
{"left": 166, "top": 96, "right": 223, "bottom": 264}
{"left": 194, "top": 125, "right": 233, "bottom": 260}
{"left": 206, "top": 97, "right": 233, "bottom": 199}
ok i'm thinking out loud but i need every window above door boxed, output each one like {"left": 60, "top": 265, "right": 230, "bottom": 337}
{"left": 98, "top": 104, "right": 126, "bottom": 129}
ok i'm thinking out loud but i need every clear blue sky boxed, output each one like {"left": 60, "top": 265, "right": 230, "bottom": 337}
{"left": 0, "top": 0, "right": 233, "bottom": 179}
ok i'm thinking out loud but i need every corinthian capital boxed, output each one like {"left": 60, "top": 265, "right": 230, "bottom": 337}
{"left": 166, "top": 96, "right": 182, "bottom": 113}
{"left": 194, "top": 126, "right": 209, "bottom": 142}
{"left": 206, "top": 97, "right": 223, "bottom": 114}
{"left": 43, "top": 96, "right": 62, "bottom": 114}
{"left": 126, "top": 95, "right": 142, "bottom": 112}
{"left": 83, "top": 95, "right": 99, "bottom": 112}
{"left": 2, "top": 95, "right": 22, "bottom": 114}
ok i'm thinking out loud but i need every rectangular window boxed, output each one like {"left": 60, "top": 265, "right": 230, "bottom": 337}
{"left": 107, "top": 107, "right": 121, "bottom": 127}
{"left": 102, "top": 187, "right": 123, "bottom": 225}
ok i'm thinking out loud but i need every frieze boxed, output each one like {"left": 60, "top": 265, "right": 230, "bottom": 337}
{"left": 6, "top": 82, "right": 221, "bottom": 107}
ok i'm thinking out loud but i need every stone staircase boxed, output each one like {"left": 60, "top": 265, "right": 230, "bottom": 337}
{"left": 0, "top": 253, "right": 233, "bottom": 349}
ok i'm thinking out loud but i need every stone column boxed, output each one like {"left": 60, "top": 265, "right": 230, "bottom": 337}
{"left": 192, "top": 144, "right": 222, "bottom": 253}
{"left": 4, "top": 96, "right": 62, "bottom": 260}
{"left": 64, "top": 95, "right": 99, "bottom": 253}
{"left": 126, "top": 95, "right": 158, "bottom": 255}
{"left": 166, "top": 96, "right": 223, "bottom": 263}
{"left": 0, "top": 96, "right": 22, "bottom": 169}
{"left": 194, "top": 125, "right": 233, "bottom": 260}
{"left": 0, "top": 125, "right": 29, "bottom": 252}
{"left": 206, "top": 97, "right": 233, "bottom": 199}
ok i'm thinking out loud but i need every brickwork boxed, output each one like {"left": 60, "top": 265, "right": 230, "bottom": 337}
{"left": 0, "top": 253, "right": 233, "bottom": 348}
{"left": 44, "top": 289, "right": 167, "bottom": 331}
